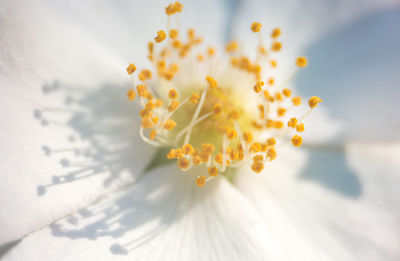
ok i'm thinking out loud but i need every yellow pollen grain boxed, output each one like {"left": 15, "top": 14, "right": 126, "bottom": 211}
{"left": 215, "top": 153, "right": 223, "bottom": 164}
{"left": 251, "top": 22, "right": 262, "bottom": 33}
{"left": 292, "top": 96, "right": 301, "bottom": 106}
{"left": 168, "top": 99, "right": 180, "bottom": 112}
{"left": 163, "top": 119, "right": 177, "bottom": 130}
{"left": 249, "top": 142, "right": 261, "bottom": 153}
{"left": 126, "top": 63, "right": 136, "bottom": 74}
{"left": 226, "top": 129, "right": 238, "bottom": 140}
{"left": 202, "top": 143, "right": 215, "bottom": 155}
{"left": 253, "top": 155, "right": 264, "bottom": 162}
{"left": 271, "top": 28, "right": 281, "bottom": 38}
{"left": 267, "top": 138, "right": 276, "bottom": 146}
{"left": 192, "top": 156, "right": 202, "bottom": 165}
{"left": 266, "top": 147, "right": 276, "bottom": 160}
{"left": 139, "top": 69, "right": 152, "bottom": 81}
{"left": 275, "top": 92, "right": 283, "bottom": 101}
{"left": 141, "top": 117, "right": 154, "bottom": 129}
{"left": 277, "top": 107, "right": 286, "bottom": 117}
{"left": 168, "top": 89, "right": 178, "bottom": 99}
{"left": 296, "top": 57, "right": 308, "bottom": 68}
{"left": 282, "top": 88, "right": 292, "bottom": 97}
{"left": 251, "top": 161, "right": 264, "bottom": 173}
{"left": 271, "top": 41, "right": 282, "bottom": 51}
{"left": 137, "top": 84, "right": 148, "bottom": 97}
{"left": 165, "top": 3, "right": 177, "bottom": 15}
{"left": 167, "top": 149, "right": 177, "bottom": 159}
{"left": 243, "top": 132, "right": 253, "bottom": 143}
{"left": 273, "top": 121, "right": 284, "bottom": 129}
{"left": 182, "top": 144, "right": 194, "bottom": 155}
{"left": 149, "top": 130, "right": 157, "bottom": 140}
{"left": 154, "top": 30, "right": 167, "bottom": 43}
{"left": 206, "top": 76, "right": 218, "bottom": 88}
{"left": 288, "top": 117, "right": 298, "bottom": 128}
{"left": 296, "top": 123, "right": 305, "bottom": 132}
{"left": 174, "top": 2, "right": 183, "bottom": 12}
{"left": 196, "top": 176, "right": 207, "bottom": 187}
{"left": 177, "top": 158, "right": 190, "bottom": 170}
{"left": 253, "top": 81, "right": 264, "bottom": 93}
{"left": 208, "top": 166, "right": 218, "bottom": 177}
{"left": 308, "top": 96, "right": 322, "bottom": 108}
{"left": 190, "top": 93, "right": 200, "bottom": 104}
{"left": 169, "top": 29, "right": 179, "bottom": 39}
{"left": 127, "top": 89, "right": 136, "bottom": 101}
{"left": 291, "top": 135, "right": 303, "bottom": 147}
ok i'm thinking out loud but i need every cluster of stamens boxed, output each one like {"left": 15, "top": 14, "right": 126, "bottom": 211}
{"left": 126, "top": 2, "right": 322, "bottom": 187}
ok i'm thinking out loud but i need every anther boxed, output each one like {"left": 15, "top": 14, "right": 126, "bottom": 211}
{"left": 291, "top": 135, "right": 303, "bottom": 147}
{"left": 127, "top": 90, "right": 136, "bottom": 101}
{"left": 251, "top": 22, "right": 262, "bottom": 33}
{"left": 126, "top": 63, "right": 136, "bottom": 74}
{"left": 271, "top": 28, "right": 281, "bottom": 38}
{"left": 308, "top": 96, "right": 322, "bottom": 108}
{"left": 196, "top": 176, "right": 207, "bottom": 187}
{"left": 296, "top": 57, "right": 308, "bottom": 68}
{"left": 208, "top": 167, "right": 218, "bottom": 177}
{"left": 154, "top": 30, "right": 167, "bottom": 43}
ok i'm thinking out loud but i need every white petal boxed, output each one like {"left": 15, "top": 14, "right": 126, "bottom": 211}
{"left": 3, "top": 164, "right": 271, "bottom": 261}
{"left": 0, "top": 1, "right": 153, "bottom": 244}
{"left": 235, "top": 144, "right": 400, "bottom": 260}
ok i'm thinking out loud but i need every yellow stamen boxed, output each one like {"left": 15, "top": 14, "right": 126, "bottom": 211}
{"left": 296, "top": 57, "right": 308, "bottom": 68}
{"left": 291, "top": 135, "right": 303, "bottom": 147}
{"left": 251, "top": 161, "right": 264, "bottom": 173}
{"left": 163, "top": 119, "right": 177, "bottom": 130}
{"left": 208, "top": 166, "right": 218, "bottom": 177}
{"left": 177, "top": 158, "right": 190, "bottom": 170}
{"left": 308, "top": 96, "right": 322, "bottom": 108}
{"left": 196, "top": 175, "right": 207, "bottom": 187}
{"left": 251, "top": 22, "right": 262, "bottom": 33}
{"left": 168, "top": 89, "right": 178, "bottom": 99}
{"left": 126, "top": 63, "right": 136, "bottom": 74}
{"left": 155, "top": 30, "right": 167, "bottom": 43}
{"left": 271, "top": 28, "right": 281, "bottom": 38}
{"left": 296, "top": 123, "right": 305, "bottom": 132}
{"left": 127, "top": 89, "right": 136, "bottom": 101}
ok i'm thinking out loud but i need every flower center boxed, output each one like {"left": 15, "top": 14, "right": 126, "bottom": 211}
{"left": 126, "top": 2, "right": 322, "bottom": 187}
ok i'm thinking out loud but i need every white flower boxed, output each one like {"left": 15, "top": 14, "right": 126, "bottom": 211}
{"left": 1, "top": 0, "right": 400, "bottom": 260}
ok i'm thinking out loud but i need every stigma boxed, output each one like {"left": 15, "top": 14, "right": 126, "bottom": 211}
{"left": 126, "top": 2, "right": 322, "bottom": 187}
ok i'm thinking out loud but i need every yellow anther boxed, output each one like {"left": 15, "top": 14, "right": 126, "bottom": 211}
{"left": 201, "top": 143, "right": 215, "bottom": 155}
{"left": 275, "top": 92, "right": 283, "bottom": 101}
{"left": 167, "top": 149, "right": 177, "bottom": 159}
{"left": 208, "top": 166, "right": 218, "bottom": 177}
{"left": 230, "top": 57, "right": 238, "bottom": 66}
{"left": 273, "top": 121, "right": 284, "bottom": 129}
{"left": 174, "top": 2, "right": 183, "bottom": 12}
{"left": 155, "top": 99, "right": 164, "bottom": 107}
{"left": 268, "top": 77, "right": 275, "bottom": 85}
{"left": 288, "top": 117, "right": 298, "bottom": 128}
{"left": 267, "top": 138, "right": 276, "bottom": 146}
{"left": 291, "top": 135, "right": 303, "bottom": 147}
{"left": 226, "top": 129, "right": 238, "bottom": 140}
{"left": 249, "top": 142, "right": 261, "bottom": 153}
{"left": 163, "top": 119, "right": 177, "bottom": 130}
{"left": 192, "top": 156, "right": 202, "bottom": 165}
{"left": 270, "top": 59, "right": 277, "bottom": 68}
{"left": 207, "top": 47, "right": 215, "bottom": 56}
{"left": 165, "top": 3, "right": 177, "bottom": 15}
{"left": 172, "top": 40, "right": 182, "bottom": 49}
{"left": 226, "top": 41, "right": 238, "bottom": 52}
{"left": 140, "top": 109, "right": 152, "bottom": 118}
{"left": 157, "top": 60, "right": 166, "bottom": 70}
{"left": 296, "top": 56, "right": 308, "bottom": 68}
{"left": 277, "top": 107, "right": 286, "bottom": 117}
{"left": 251, "top": 161, "right": 264, "bottom": 173}
{"left": 126, "top": 63, "right": 136, "bottom": 74}
{"left": 197, "top": 54, "right": 204, "bottom": 61}
{"left": 206, "top": 76, "right": 218, "bottom": 88}
{"left": 182, "top": 144, "right": 194, "bottom": 155}
{"left": 196, "top": 175, "right": 207, "bottom": 187}
{"left": 215, "top": 153, "right": 223, "bottom": 164}
{"left": 292, "top": 96, "right": 301, "bottom": 106}
{"left": 253, "top": 155, "right": 264, "bottom": 162}
{"left": 138, "top": 69, "right": 152, "bottom": 81}
{"left": 169, "top": 29, "right": 179, "bottom": 39}
{"left": 271, "top": 28, "right": 281, "bottom": 38}
{"left": 258, "top": 104, "right": 265, "bottom": 118}
{"left": 308, "top": 96, "right": 322, "bottom": 108}
{"left": 149, "top": 130, "right": 157, "bottom": 140}
{"left": 296, "top": 123, "right": 305, "bottom": 132}
{"left": 145, "top": 102, "right": 155, "bottom": 111}
{"left": 251, "top": 22, "right": 262, "bottom": 33}
{"left": 176, "top": 149, "right": 184, "bottom": 159}
{"left": 253, "top": 81, "right": 264, "bottom": 93}
{"left": 187, "top": 29, "right": 195, "bottom": 40}
{"left": 127, "top": 89, "right": 136, "bottom": 101}
{"left": 263, "top": 90, "right": 273, "bottom": 102}
{"left": 147, "top": 93, "right": 154, "bottom": 100}
{"left": 177, "top": 158, "right": 190, "bottom": 170}
{"left": 265, "top": 119, "right": 274, "bottom": 128}
{"left": 168, "top": 99, "right": 180, "bottom": 112}
{"left": 168, "top": 89, "right": 178, "bottom": 99}
{"left": 136, "top": 84, "right": 148, "bottom": 97}
{"left": 266, "top": 147, "right": 276, "bottom": 161}
{"left": 228, "top": 110, "right": 240, "bottom": 120}
{"left": 141, "top": 117, "right": 154, "bottom": 129}
{"left": 282, "top": 88, "right": 292, "bottom": 97}
{"left": 163, "top": 71, "right": 174, "bottom": 81}
{"left": 213, "top": 104, "right": 223, "bottom": 116}
{"left": 243, "top": 132, "right": 253, "bottom": 143}
{"left": 151, "top": 116, "right": 159, "bottom": 124}
{"left": 258, "top": 45, "right": 267, "bottom": 55}
{"left": 148, "top": 42, "right": 154, "bottom": 54}
{"left": 271, "top": 41, "right": 282, "bottom": 52}
{"left": 190, "top": 93, "right": 200, "bottom": 104}
{"left": 154, "top": 30, "right": 167, "bottom": 43}
{"left": 169, "top": 63, "right": 179, "bottom": 73}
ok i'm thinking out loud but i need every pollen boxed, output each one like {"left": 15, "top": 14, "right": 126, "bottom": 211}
{"left": 127, "top": 2, "right": 321, "bottom": 187}
{"left": 251, "top": 22, "right": 262, "bottom": 33}
{"left": 308, "top": 96, "right": 322, "bottom": 108}
{"left": 126, "top": 63, "right": 136, "bottom": 74}
{"left": 291, "top": 135, "right": 303, "bottom": 147}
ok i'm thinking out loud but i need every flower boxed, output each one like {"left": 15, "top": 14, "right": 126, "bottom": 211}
{"left": 1, "top": 0, "right": 400, "bottom": 260}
